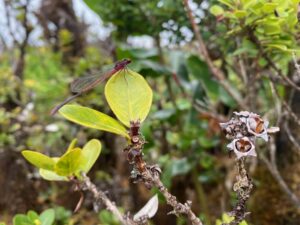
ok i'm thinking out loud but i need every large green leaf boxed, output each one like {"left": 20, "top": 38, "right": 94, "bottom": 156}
{"left": 59, "top": 105, "right": 129, "bottom": 138}
{"left": 39, "top": 209, "right": 55, "bottom": 225}
{"left": 105, "top": 69, "right": 153, "bottom": 127}
{"left": 81, "top": 139, "right": 102, "bottom": 173}
{"left": 186, "top": 55, "right": 236, "bottom": 107}
{"left": 22, "top": 151, "right": 55, "bottom": 171}
{"left": 55, "top": 148, "right": 83, "bottom": 176}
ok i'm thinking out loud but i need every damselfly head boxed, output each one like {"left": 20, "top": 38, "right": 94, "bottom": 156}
{"left": 114, "top": 58, "right": 132, "bottom": 70}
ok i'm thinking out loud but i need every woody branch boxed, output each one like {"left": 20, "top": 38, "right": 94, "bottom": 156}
{"left": 124, "top": 121, "right": 203, "bottom": 225}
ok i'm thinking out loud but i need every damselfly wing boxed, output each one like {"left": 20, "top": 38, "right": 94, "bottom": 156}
{"left": 71, "top": 73, "right": 108, "bottom": 93}
{"left": 50, "top": 59, "right": 131, "bottom": 115}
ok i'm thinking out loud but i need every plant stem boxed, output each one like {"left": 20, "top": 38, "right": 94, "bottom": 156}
{"left": 126, "top": 121, "right": 203, "bottom": 225}
{"left": 223, "top": 159, "right": 253, "bottom": 225}
{"left": 192, "top": 168, "right": 212, "bottom": 225}
{"left": 80, "top": 174, "right": 136, "bottom": 225}
{"left": 140, "top": 165, "right": 203, "bottom": 225}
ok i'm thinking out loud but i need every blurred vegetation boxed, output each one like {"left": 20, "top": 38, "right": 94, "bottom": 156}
{"left": 1, "top": 0, "right": 300, "bottom": 225}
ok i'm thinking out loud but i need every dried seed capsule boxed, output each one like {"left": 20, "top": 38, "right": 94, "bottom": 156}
{"left": 227, "top": 137, "right": 256, "bottom": 159}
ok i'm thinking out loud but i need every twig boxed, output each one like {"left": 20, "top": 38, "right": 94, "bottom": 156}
{"left": 192, "top": 168, "right": 212, "bottom": 225}
{"left": 260, "top": 139, "right": 300, "bottom": 209}
{"left": 182, "top": 0, "right": 247, "bottom": 110}
{"left": 143, "top": 166, "right": 202, "bottom": 225}
{"left": 292, "top": 52, "right": 300, "bottom": 79}
{"left": 266, "top": 54, "right": 300, "bottom": 92}
{"left": 283, "top": 122, "right": 300, "bottom": 156}
{"left": 282, "top": 101, "right": 300, "bottom": 127}
{"left": 125, "top": 121, "right": 203, "bottom": 225}
{"left": 13, "top": 0, "right": 32, "bottom": 79}
{"left": 250, "top": 31, "right": 300, "bottom": 92}
{"left": 4, "top": 0, "right": 19, "bottom": 46}
{"left": 79, "top": 174, "right": 137, "bottom": 225}
{"left": 267, "top": 80, "right": 282, "bottom": 126}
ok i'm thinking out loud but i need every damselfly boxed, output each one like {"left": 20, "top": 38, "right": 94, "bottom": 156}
{"left": 51, "top": 59, "right": 131, "bottom": 115}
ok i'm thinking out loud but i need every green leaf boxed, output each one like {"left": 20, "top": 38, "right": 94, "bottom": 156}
{"left": 39, "top": 158, "right": 68, "bottom": 181}
{"left": 81, "top": 139, "right": 102, "bottom": 173}
{"left": 39, "top": 209, "right": 55, "bottom": 225}
{"left": 105, "top": 69, "right": 153, "bottom": 127}
{"left": 262, "top": 2, "right": 278, "bottom": 13}
{"left": 187, "top": 55, "right": 236, "bottom": 107}
{"left": 59, "top": 105, "right": 129, "bottom": 138}
{"left": 67, "top": 138, "right": 77, "bottom": 153}
{"left": 55, "top": 148, "right": 83, "bottom": 176}
{"left": 210, "top": 5, "right": 224, "bottom": 16}
{"left": 39, "top": 168, "right": 68, "bottom": 181}
{"left": 171, "top": 158, "right": 192, "bottom": 176}
{"left": 234, "top": 10, "right": 247, "bottom": 18}
{"left": 267, "top": 44, "right": 288, "bottom": 51}
{"left": 13, "top": 215, "right": 32, "bottom": 225}
{"left": 218, "top": 0, "right": 234, "bottom": 9}
{"left": 22, "top": 151, "right": 55, "bottom": 171}
{"left": 261, "top": 22, "right": 281, "bottom": 35}
{"left": 99, "top": 209, "right": 119, "bottom": 225}
{"left": 222, "top": 213, "right": 234, "bottom": 223}
{"left": 27, "top": 211, "right": 39, "bottom": 222}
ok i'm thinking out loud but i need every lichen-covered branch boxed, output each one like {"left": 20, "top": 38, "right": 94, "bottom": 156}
{"left": 125, "top": 121, "right": 203, "bottom": 225}
{"left": 223, "top": 159, "right": 253, "bottom": 225}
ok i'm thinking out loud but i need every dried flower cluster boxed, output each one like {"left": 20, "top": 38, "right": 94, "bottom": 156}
{"left": 220, "top": 111, "right": 279, "bottom": 159}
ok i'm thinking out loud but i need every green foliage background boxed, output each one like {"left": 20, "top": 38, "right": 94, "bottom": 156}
{"left": 1, "top": 0, "right": 300, "bottom": 225}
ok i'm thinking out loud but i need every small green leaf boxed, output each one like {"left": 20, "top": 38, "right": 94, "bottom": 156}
{"left": 210, "top": 5, "right": 224, "bottom": 16}
{"left": 218, "top": 0, "right": 234, "bottom": 9}
{"left": 22, "top": 151, "right": 55, "bottom": 171}
{"left": 99, "top": 209, "right": 119, "bottom": 224}
{"left": 222, "top": 213, "right": 234, "bottom": 223}
{"left": 39, "top": 168, "right": 68, "bottom": 181}
{"left": 234, "top": 10, "right": 247, "bottom": 18}
{"left": 39, "top": 157, "right": 68, "bottom": 181}
{"left": 81, "top": 139, "right": 102, "bottom": 173}
{"left": 171, "top": 158, "right": 192, "bottom": 176}
{"left": 39, "top": 209, "right": 55, "bottom": 225}
{"left": 267, "top": 44, "right": 287, "bottom": 51}
{"left": 13, "top": 214, "right": 31, "bottom": 225}
{"left": 55, "top": 148, "right": 83, "bottom": 176}
{"left": 59, "top": 105, "right": 129, "bottom": 138}
{"left": 67, "top": 138, "right": 77, "bottom": 153}
{"left": 27, "top": 211, "right": 39, "bottom": 222}
{"left": 261, "top": 23, "right": 281, "bottom": 35}
{"left": 262, "top": 2, "right": 278, "bottom": 13}
{"left": 105, "top": 69, "right": 153, "bottom": 127}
